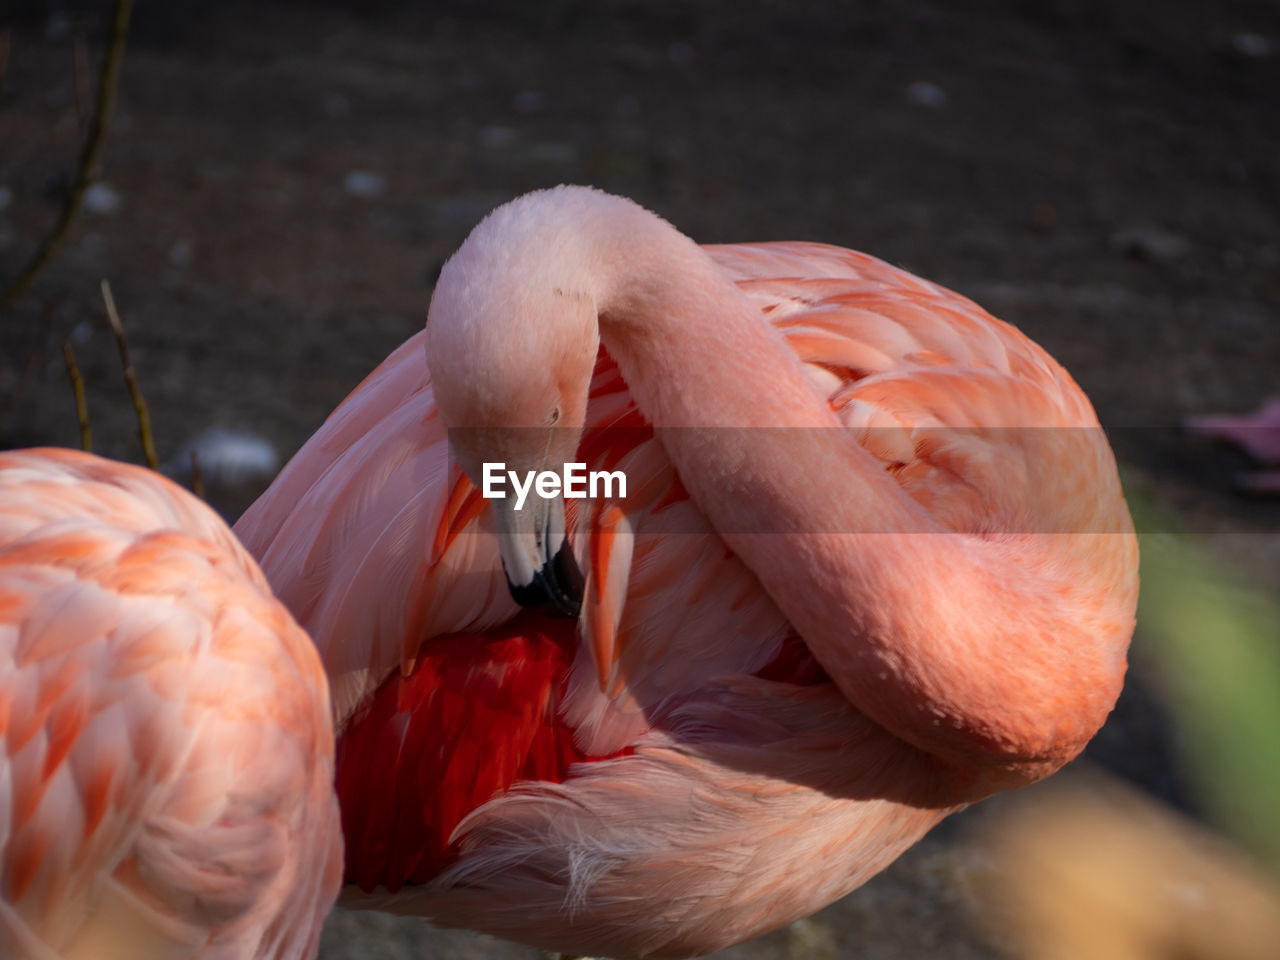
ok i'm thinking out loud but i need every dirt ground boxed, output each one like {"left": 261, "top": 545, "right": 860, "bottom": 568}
{"left": 2, "top": 1, "right": 1278, "bottom": 958}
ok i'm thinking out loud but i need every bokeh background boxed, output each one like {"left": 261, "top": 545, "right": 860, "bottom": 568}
{"left": 2, "top": 2, "right": 1278, "bottom": 958}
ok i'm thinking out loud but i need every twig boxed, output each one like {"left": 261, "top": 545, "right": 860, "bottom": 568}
{"left": 190, "top": 448, "right": 205, "bottom": 500}
{"left": 62, "top": 340, "right": 92, "bottom": 452}
{"left": 0, "top": 0, "right": 134, "bottom": 311}
{"left": 101, "top": 279, "right": 158, "bottom": 469}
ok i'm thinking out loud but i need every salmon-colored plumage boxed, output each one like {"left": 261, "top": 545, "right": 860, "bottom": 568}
{"left": 0, "top": 449, "right": 343, "bottom": 960}
{"left": 235, "top": 187, "right": 1139, "bottom": 958}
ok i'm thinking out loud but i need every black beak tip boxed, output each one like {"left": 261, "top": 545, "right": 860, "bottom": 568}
{"left": 507, "top": 539, "right": 584, "bottom": 618}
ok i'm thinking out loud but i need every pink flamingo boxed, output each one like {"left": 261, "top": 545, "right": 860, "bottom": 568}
{"left": 0, "top": 448, "right": 343, "bottom": 960}
{"left": 1186, "top": 397, "right": 1280, "bottom": 493}
{"left": 235, "top": 186, "right": 1139, "bottom": 958}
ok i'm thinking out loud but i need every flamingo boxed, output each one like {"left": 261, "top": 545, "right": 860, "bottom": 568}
{"left": 1186, "top": 397, "right": 1280, "bottom": 493}
{"left": 234, "top": 186, "right": 1139, "bottom": 958}
{"left": 0, "top": 448, "right": 343, "bottom": 960}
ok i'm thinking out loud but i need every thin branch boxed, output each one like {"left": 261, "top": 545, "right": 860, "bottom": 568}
{"left": 0, "top": 0, "right": 134, "bottom": 311}
{"left": 62, "top": 340, "right": 92, "bottom": 452}
{"left": 101, "top": 279, "right": 158, "bottom": 469}
{"left": 190, "top": 448, "right": 205, "bottom": 500}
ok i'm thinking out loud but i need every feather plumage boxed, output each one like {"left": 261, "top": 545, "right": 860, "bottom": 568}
{"left": 0, "top": 449, "right": 342, "bottom": 960}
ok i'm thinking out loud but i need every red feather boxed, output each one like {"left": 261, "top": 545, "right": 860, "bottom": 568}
{"left": 337, "top": 612, "right": 610, "bottom": 891}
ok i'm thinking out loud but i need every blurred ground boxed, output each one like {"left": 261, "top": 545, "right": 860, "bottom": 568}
{"left": 1, "top": 1, "right": 1278, "bottom": 958}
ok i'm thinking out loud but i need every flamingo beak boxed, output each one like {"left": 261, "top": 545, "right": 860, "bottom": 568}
{"left": 508, "top": 538, "right": 584, "bottom": 617}
{"left": 490, "top": 494, "right": 584, "bottom": 618}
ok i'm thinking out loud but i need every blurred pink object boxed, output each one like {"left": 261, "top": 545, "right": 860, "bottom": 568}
{"left": 1187, "top": 397, "right": 1280, "bottom": 492}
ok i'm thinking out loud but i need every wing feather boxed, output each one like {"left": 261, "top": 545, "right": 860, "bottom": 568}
{"left": 235, "top": 340, "right": 515, "bottom": 728}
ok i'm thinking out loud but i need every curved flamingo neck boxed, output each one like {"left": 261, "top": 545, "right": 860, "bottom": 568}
{"left": 439, "top": 186, "right": 1133, "bottom": 789}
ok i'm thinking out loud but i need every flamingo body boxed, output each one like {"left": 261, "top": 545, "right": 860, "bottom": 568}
{"left": 0, "top": 449, "right": 342, "bottom": 960}
{"left": 235, "top": 188, "right": 1138, "bottom": 958}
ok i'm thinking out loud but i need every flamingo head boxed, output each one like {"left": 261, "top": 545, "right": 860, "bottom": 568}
{"left": 425, "top": 224, "right": 600, "bottom": 618}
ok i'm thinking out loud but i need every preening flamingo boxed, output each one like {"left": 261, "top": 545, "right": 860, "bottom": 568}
{"left": 0, "top": 448, "right": 343, "bottom": 960}
{"left": 235, "top": 186, "right": 1139, "bottom": 958}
